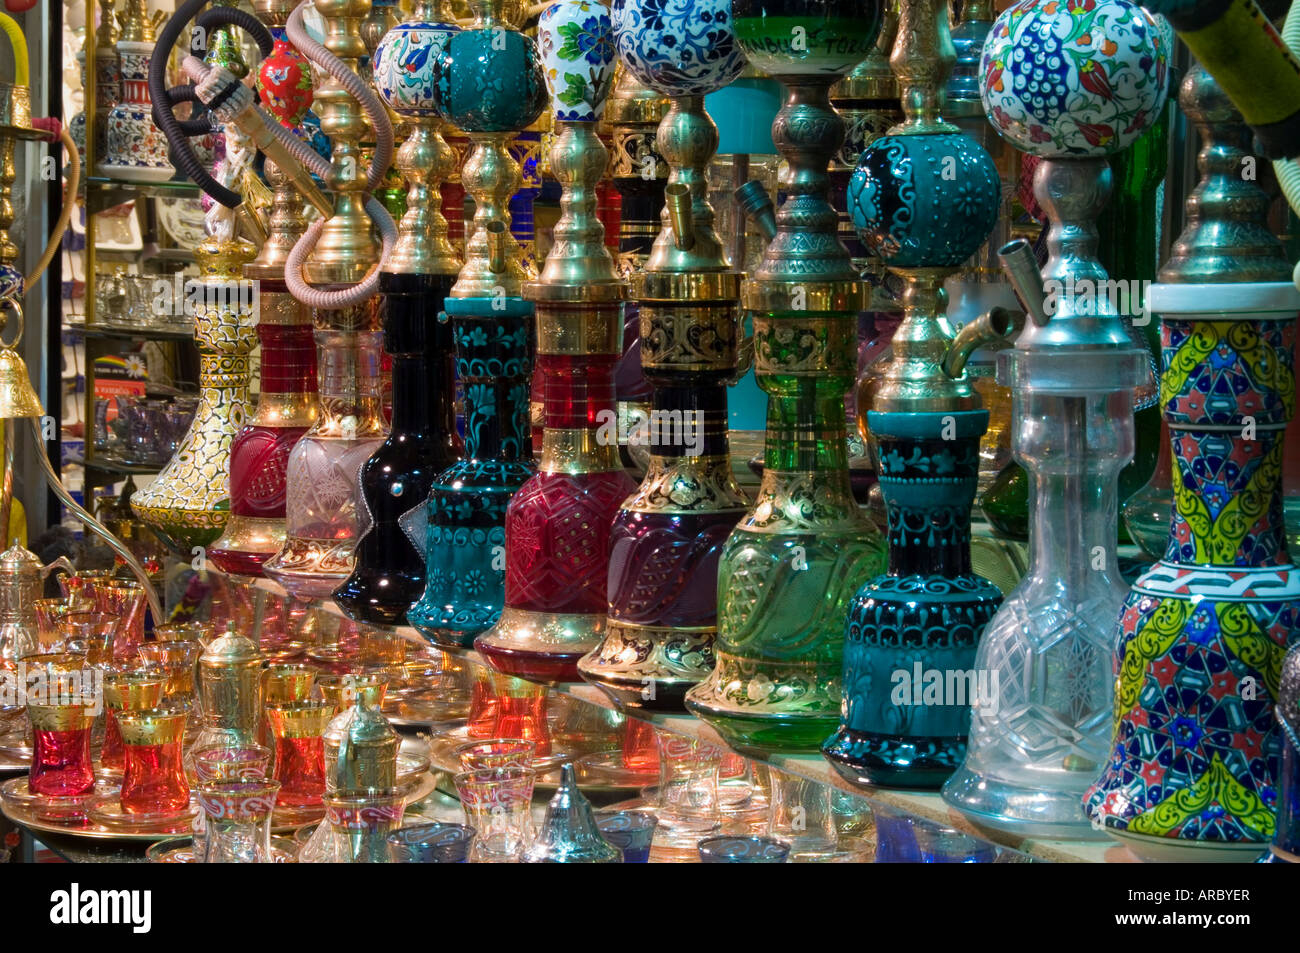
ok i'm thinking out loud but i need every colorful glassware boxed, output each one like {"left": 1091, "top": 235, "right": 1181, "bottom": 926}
{"left": 1084, "top": 65, "right": 1299, "bottom": 860}
{"left": 100, "top": 670, "right": 166, "bottom": 771}
{"left": 196, "top": 778, "right": 282, "bottom": 862}
{"left": 116, "top": 707, "right": 191, "bottom": 815}
{"left": 685, "top": 0, "right": 886, "bottom": 754}
{"left": 942, "top": 0, "right": 1168, "bottom": 838}
{"left": 26, "top": 655, "right": 96, "bottom": 797}
{"left": 522, "top": 763, "right": 621, "bottom": 862}
{"left": 580, "top": 0, "right": 748, "bottom": 709}
{"left": 475, "top": 0, "right": 635, "bottom": 682}
{"left": 97, "top": 0, "right": 172, "bottom": 182}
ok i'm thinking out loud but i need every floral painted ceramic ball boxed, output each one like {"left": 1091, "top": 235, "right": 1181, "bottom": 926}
{"left": 612, "top": 0, "right": 746, "bottom": 98}
{"left": 373, "top": 17, "right": 461, "bottom": 117}
{"left": 980, "top": 0, "right": 1169, "bottom": 156}
{"left": 539, "top": 0, "right": 617, "bottom": 122}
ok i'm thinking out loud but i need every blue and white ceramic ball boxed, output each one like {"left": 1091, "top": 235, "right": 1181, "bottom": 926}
{"left": 980, "top": 0, "right": 1168, "bottom": 157}
{"left": 849, "top": 133, "right": 1001, "bottom": 270}
{"left": 374, "top": 18, "right": 461, "bottom": 117}
{"left": 612, "top": 0, "right": 747, "bottom": 98}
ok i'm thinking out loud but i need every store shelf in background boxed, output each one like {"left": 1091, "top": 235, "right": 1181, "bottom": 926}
{"left": 64, "top": 451, "right": 162, "bottom": 477}
{"left": 65, "top": 322, "right": 197, "bottom": 344}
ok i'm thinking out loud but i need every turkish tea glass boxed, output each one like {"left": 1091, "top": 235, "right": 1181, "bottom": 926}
{"left": 116, "top": 707, "right": 190, "bottom": 815}
{"left": 455, "top": 738, "right": 536, "bottom": 772}
{"left": 492, "top": 676, "right": 551, "bottom": 757}
{"left": 387, "top": 822, "right": 477, "bottom": 863}
{"left": 33, "top": 598, "right": 92, "bottom": 651}
{"left": 454, "top": 766, "right": 536, "bottom": 863}
{"left": 25, "top": 653, "right": 97, "bottom": 796}
{"left": 88, "top": 579, "right": 148, "bottom": 661}
{"left": 101, "top": 670, "right": 167, "bottom": 771}
{"left": 766, "top": 768, "right": 837, "bottom": 852}
{"left": 318, "top": 791, "right": 406, "bottom": 863}
{"left": 596, "top": 810, "right": 658, "bottom": 863}
{"left": 137, "top": 640, "right": 203, "bottom": 708}
{"left": 313, "top": 672, "right": 388, "bottom": 713}
{"left": 653, "top": 734, "right": 722, "bottom": 844}
{"left": 57, "top": 611, "right": 117, "bottom": 665}
{"left": 192, "top": 743, "right": 272, "bottom": 783}
{"left": 265, "top": 701, "right": 333, "bottom": 813}
{"left": 197, "top": 778, "right": 281, "bottom": 863}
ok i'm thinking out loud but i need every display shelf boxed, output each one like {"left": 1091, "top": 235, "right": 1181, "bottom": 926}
{"left": 64, "top": 451, "right": 162, "bottom": 477}
{"left": 67, "top": 322, "right": 197, "bottom": 343}
{"left": 240, "top": 572, "right": 1108, "bottom": 863}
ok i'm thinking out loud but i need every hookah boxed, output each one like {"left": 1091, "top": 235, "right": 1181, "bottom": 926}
{"left": 206, "top": 0, "right": 322, "bottom": 577}
{"left": 577, "top": 0, "right": 750, "bottom": 708}
{"left": 473, "top": 0, "right": 634, "bottom": 682}
{"left": 684, "top": 0, "right": 887, "bottom": 755}
{"left": 332, "top": 0, "right": 468, "bottom": 625}
{"left": 148, "top": 0, "right": 400, "bottom": 600}
{"left": 820, "top": 0, "right": 1012, "bottom": 790}
{"left": 1084, "top": 64, "right": 1300, "bottom": 860}
{"left": 405, "top": 0, "right": 545, "bottom": 647}
{"left": 941, "top": 0, "right": 1168, "bottom": 837}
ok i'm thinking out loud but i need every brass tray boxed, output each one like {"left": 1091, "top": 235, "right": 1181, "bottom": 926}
{"left": 0, "top": 771, "right": 441, "bottom": 843}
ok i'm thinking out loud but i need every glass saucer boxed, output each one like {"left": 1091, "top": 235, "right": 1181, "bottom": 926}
{"left": 90, "top": 796, "right": 200, "bottom": 831}
{"left": 1, "top": 776, "right": 118, "bottom": 823}
{"left": 272, "top": 800, "right": 326, "bottom": 828}
{"left": 146, "top": 835, "right": 298, "bottom": 863}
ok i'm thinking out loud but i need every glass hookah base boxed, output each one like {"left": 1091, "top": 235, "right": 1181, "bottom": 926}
{"left": 940, "top": 764, "right": 1111, "bottom": 842}
{"left": 262, "top": 537, "right": 356, "bottom": 601}
{"left": 206, "top": 515, "right": 288, "bottom": 577}
{"left": 684, "top": 692, "right": 839, "bottom": 757}
{"left": 576, "top": 625, "right": 715, "bottom": 713}
{"left": 821, "top": 727, "right": 966, "bottom": 791}
{"left": 332, "top": 569, "right": 425, "bottom": 627}
{"left": 575, "top": 663, "right": 700, "bottom": 714}
{"left": 473, "top": 607, "right": 608, "bottom": 683}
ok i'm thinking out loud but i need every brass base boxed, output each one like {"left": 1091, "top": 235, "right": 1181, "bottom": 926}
{"left": 577, "top": 620, "right": 714, "bottom": 712}
{"left": 473, "top": 606, "right": 607, "bottom": 683}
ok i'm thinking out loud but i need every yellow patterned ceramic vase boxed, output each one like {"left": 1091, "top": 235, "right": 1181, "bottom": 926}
{"left": 132, "top": 238, "right": 257, "bottom": 552}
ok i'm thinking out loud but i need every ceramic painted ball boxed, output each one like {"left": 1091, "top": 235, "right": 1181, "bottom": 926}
{"left": 539, "top": 0, "right": 617, "bottom": 122}
{"left": 257, "top": 32, "right": 314, "bottom": 127}
{"left": 433, "top": 22, "right": 547, "bottom": 132}
{"left": 981, "top": 0, "right": 1169, "bottom": 156}
{"left": 732, "top": 0, "right": 881, "bottom": 79}
{"left": 612, "top": 0, "right": 747, "bottom": 97}
{"left": 373, "top": 17, "right": 461, "bottom": 117}
{"left": 848, "top": 133, "right": 1001, "bottom": 269}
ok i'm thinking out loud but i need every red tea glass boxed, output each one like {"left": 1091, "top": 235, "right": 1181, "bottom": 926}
{"left": 88, "top": 579, "right": 148, "bottom": 661}
{"left": 25, "top": 653, "right": 97, "bottom": 796}
{"left": 101, "top": 670, "right": 167, "bottom": 770}
{"left": 467, "top": 667, "right": 501, "bottom": 739}
{"left": 265, "top": 701, "right": 333, "bottom": 809}
{"left": 115, "top": 708, "right": 190, "bottom": 815}
{"left": 621, "top": 717, "right": 660, "bottom": 777}
{"left": 492, "top": 676, "right": 551, "bottom": 757}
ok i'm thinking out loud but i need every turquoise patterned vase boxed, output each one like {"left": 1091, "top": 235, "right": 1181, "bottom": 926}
{"left": 824, "top": 412, "right": 1002, "bottom": 787}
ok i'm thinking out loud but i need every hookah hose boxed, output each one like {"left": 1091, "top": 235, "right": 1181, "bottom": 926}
{"left": 24, "top": 124, "right": 81, "bottom": 289}
{"left": 156, "top": 0, "right": 397, "bottom": 308}
{"left": 0, "top": 12, "right": 26, "bottom": 86}
{"left": 1144, "top": 0, "right": 1300, "bottom": 158}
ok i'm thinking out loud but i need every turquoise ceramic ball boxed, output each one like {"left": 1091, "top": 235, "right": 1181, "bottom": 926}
{"left": 433, "top": 26, "right": 547, "bottom": 132}
{"left": 848, "top": 133, "right": 1001, "bottom": 269}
